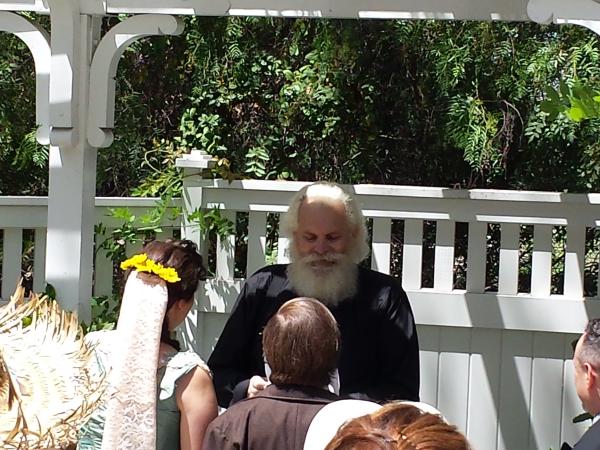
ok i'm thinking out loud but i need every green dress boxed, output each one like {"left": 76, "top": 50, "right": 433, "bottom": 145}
{"left": 78, "top": 331, "right": 210, "bottom": 450}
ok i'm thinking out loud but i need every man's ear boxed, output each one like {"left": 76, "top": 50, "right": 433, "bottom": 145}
{"left": 585, "top": 362, "right": 598, "bottom": 388}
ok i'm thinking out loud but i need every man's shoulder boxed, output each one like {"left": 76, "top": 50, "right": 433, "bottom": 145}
{"left": 574, "top": 420, "right": 600, "bottom": 449}
{"left": 358, "top": 266, "right": 401, "bottom": 289}
{"left": 244, "top": 264, "right": 289, "bottom": 290}
{"left": 250, "top": 264, "right": 288, "bottom": 278}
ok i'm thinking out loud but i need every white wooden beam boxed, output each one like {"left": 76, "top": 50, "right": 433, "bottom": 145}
{"left": 0, "top": 12, "right": 50, "bottom": 144}
{"left": 87, "top": 14, "right": 184, "bottom": 148}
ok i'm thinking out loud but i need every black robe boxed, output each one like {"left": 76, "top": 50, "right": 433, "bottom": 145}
{"left": 207, "top": 264, "right": 420, "bottom": 407}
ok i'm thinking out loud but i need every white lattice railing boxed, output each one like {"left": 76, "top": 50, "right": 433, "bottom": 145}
{"left": 177, "top": 179, "right": 600, "bottom": 450}
{"left": 184, "top": 180, "right": 600, "bottom": 333}
{"left": 0, "top": 196, "right": 180, "bottom": 301}
{"left": 2, "top": 182, "right": 600, "bottom": 449}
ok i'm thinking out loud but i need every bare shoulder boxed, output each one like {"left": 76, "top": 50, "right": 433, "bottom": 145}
{"left": 176, "top": 363, "right": 217, "bottom": 412}
{"left": 178, "top": 364, "right": 213, "bottom": 395}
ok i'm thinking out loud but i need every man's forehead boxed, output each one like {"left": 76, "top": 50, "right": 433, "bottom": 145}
{"left": 297, "top": 198, "right": 348, "bottom": 223}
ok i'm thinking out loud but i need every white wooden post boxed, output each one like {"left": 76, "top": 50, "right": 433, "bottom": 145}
{"left": 531, "top": 224, "right": 552, "bottom": 297}
{"left": 216, "top": 210, "right": 236, "bottom": 280}
{"left": 2, "top": 229, "right": 23, "bottom": 298}
{"left": 176, "top": 150, "right": 217, "bottom": 352}
{"left": 371, "top": 217, "right": 391, "bottom": 274}
{"left": 564, "top": 224, "right": 586, "bottom": 299}
{"left": 45, "top": 7, "right": 100, "bottom": 318}
{"left": 402, "top": 219, "right": 423, "bottom": 290}
{"left": 498, "top": 223, "right": 520, "bottom": 295}
{"left": 467, "top": 221, "right": 487, "bottom": 293}
{"left": 434, "top": 220, "right": 455, "bottom": 292}
{"left": 247, "top": 211, "right": 267, "bottom": 276}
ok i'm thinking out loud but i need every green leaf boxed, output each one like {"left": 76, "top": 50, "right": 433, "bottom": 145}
{"left": 566, "top": 106, "right": 585, "bottom": 122}
{"left": 44, "top": 283, "right": 56, "bottom": 300}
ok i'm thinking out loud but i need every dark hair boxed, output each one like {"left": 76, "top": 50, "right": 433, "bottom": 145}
{"left": 136, "top": 239, "right": 206, "bottom": 351}
{"left": 325, "top": 403, "right": 471, "bottom": 450}
{"left": 262, "top": 297, "right": 340, "bottom": 387}
{"left": 579, "top": 318, "right": 600, "bottom": 368}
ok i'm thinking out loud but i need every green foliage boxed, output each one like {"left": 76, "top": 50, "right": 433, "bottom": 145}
{"left": 82, "top": 295, "right": 119, "bottom": 333}
{"left": 187, "top": 208, "right": 235, "bottom": 242}
{"left": 3, "top": 18, "right": 600, "bottom": 193}
{"left": 542, "top": 81, "right": 600, "bottom": 121}
{"left": 96, "top": 195, "right": 179, "bottom": 264}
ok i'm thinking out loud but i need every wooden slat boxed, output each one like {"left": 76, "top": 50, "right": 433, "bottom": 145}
{"left": 371, "top": 217, "right": 391, "bottom": 274}
{"left": 94, "top": 228, "right": 114, "bottom": 297}
{"left": 277, "top": 236, "right": 291, "bottom": 264}
{"left": 201, "top": 311, "right": 230, "bottom": 361}
{"left": 180, "top": 300, "right": 202, "bottom": 354}
{"left": 467, "top": 329, "right": 501, "bottom": 448}
{"left": 417, "top": 325, "right": 440, "bottom": 408}
{"left": 32, "top": 227, "right": 46, "bottom": 293}
{"left": 216, "top": 210, "right": 236, "bottom": 280}
{"left": 564, "top": 224, "right": 586, "bottom": 299}
{"left": 561, "top": 333, "right": 587, "bottom": 446}
{"left": 437, "top": 327, "right": 471, "bottom": 433}
{"left": 402, "top": 219, "right": 423, "bottom": 290}
{"left": 467, "top": 221, "right": 487, "bottom": 293}
{"left": 497, "top": 330, "right": 532, "bottom": 450}
{"left": 531, "top": 224, "right": 552, "bottom": 297}
{"left": 434, "top": 220, "right": 454, "bottom": 292}
{"left": 2, "top": 228, "right": 22, "bottom": 299}
{"left": 498, "top": 223, "right": 519, "bottom": 295}
{"left": 529, "top": 332, "right": 565, "bottom": 450}
{"left": 246, "top": 211, "right": 267, "bottom": 276}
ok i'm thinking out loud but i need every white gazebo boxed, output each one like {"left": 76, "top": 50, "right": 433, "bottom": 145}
{"left": 0, "top": 0, "right": 599, "bottom": 316}
{"left": 4, "top": 1, "right": 600, "bottom": 448}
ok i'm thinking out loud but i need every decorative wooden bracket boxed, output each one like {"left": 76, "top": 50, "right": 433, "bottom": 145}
{"left": 87, "top": 14, "right": 184, "bottom": 148}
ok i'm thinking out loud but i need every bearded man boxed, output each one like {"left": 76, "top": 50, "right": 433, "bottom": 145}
{"left": 207, "top": 182, "right": 420, "bottom": 407}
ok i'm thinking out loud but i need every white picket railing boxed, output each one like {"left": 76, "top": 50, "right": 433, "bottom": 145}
{"left": 0, "top": 196, "right": 180, "bottom": 301}
{"left": 2, "top": 181, "right": 600, "bottom": 449}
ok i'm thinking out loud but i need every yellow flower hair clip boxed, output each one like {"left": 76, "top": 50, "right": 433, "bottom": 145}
{"left": 120, "top": 253, "right": 181, "bottom": 283}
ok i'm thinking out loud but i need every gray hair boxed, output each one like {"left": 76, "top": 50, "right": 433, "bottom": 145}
{"left": 580, "top": 318, "right": 600, "bottom": 369}
{"left": 280, "top": 182, "right": 370, "bottom": 263}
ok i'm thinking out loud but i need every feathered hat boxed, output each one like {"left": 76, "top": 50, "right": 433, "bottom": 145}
{"left": 0, "top": 285, "right": 105, "bottom": 450}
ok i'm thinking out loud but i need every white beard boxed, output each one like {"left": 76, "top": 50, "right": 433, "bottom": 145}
{"left": 286, "top": 251, "right": 358, "bottom": 307}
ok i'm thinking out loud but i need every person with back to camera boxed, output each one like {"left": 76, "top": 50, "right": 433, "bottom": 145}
{"left": 78, "top": 239, "right": 218, "bottom": 450}
{"left": 324, "top": 401, "right": 471, "bottom": 450}
{"left": 202, "top": 297, "right": 341, "bottom": 450}
{"left": 208, "top": 181, "right": 420, "bottom": 407}
{"left": 562, "top": 318, "right": 600, "bottom": 450}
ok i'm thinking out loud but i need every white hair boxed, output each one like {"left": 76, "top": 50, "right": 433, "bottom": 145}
{"left": 280, "top": 182, "right": 370, "bottom": 264}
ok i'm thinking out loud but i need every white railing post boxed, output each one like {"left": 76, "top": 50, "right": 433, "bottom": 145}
{"left": 498, "top": 223, "right": 520, "bottom": 295}
{"left": 467, "top": 221, "right": 487, "bottom": 293}
{"left": 402, "top": 219, "right": 423, "bottom": 290}
{"left": 434, "top": 220, "right": 455, "bottom": 292}
{"left": 371, "top": 217, "right": 392, "bottom": 275}
{"left": 2, "top": 229, "right": 22, "bottom": 299}
{"left": 531, "top": 225, "right": 552, "bottom": 297}
{"left": 246, "top": 211, "right": 267, "bottom": 277}
{"left": 176, "top": 150, "right": 217, "bottom": 354}
{"left": 564, "top": 224, "right": 586, "bottom": 299}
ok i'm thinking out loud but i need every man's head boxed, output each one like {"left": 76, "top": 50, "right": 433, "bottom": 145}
{"left": 262, "top": 297, "right": 340, "bottom": 388}
{"left": 281, "top": 182, "right": 369, "bottom": 306}
{"left": 574, "top": 318, "right": 600, "bottom": 416}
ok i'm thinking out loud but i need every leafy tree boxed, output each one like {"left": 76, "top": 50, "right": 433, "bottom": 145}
{"left": 3, "top": 18, "right": 600, "bottom": 194}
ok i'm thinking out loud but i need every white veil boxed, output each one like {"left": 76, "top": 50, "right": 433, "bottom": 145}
{"left": 100, "top": 271, "right": 168, "bottom": 450}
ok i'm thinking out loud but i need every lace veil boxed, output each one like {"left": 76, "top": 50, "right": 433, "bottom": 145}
{"left": 100, "top": 271, "right": 168, "bottom": 450}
